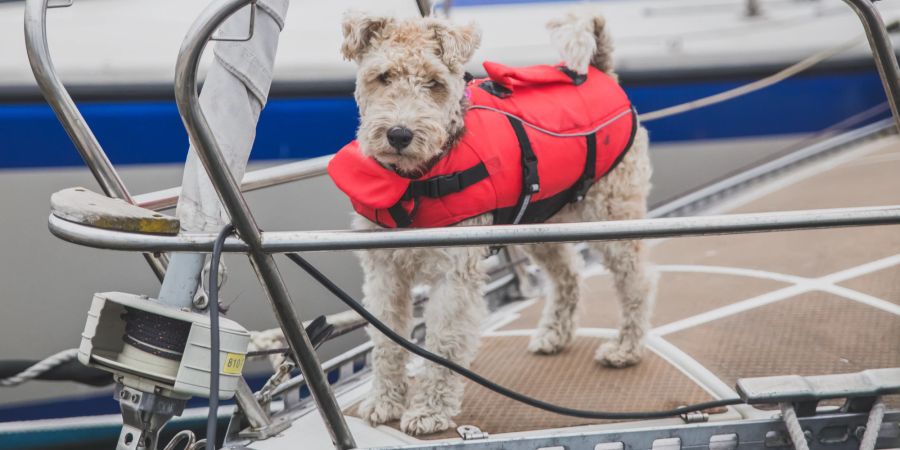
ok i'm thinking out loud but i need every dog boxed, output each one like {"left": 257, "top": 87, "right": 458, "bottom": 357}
{"left": 336, "top": 10, "right": 656, "bottom": 436}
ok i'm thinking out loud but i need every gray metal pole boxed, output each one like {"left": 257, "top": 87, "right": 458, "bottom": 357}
{"left": 842, "top": 0, "right": 900, "bottom": 130}
{"left": 49, "top": 205, "right": 900, "bottom": 253}
{"left": 172, "top": 0, "right": 355, "bottom": 448}
{"left": 23, "top": 0, "right": 168, "bottom": 281}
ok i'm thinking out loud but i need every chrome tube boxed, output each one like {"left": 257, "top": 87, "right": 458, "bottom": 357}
{"left": 173, "top": 0, "right": 355, "bottom": 448}
{"left": 24, "top": 0, "right": 167, "bottom": 280}
{"left": 842, "top": 0, "right": 900, "bottom": 130}
{"left": 49, "top": 205, "right": 900, "bottom": 253}
{"left": 133, "top": 155, "right": 332, "bottom": 211}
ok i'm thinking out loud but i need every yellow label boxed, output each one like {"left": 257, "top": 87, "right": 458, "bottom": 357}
{"left": 222, "top": 353, "right": 245, "bottom": 375}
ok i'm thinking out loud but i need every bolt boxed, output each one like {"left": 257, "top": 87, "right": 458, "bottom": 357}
{"left": 120, "top": 390, "right": 128, "bottom": 399}
{"left": 803, "top": 430, "right": 813, "bottom": 442}
{"left": 854, "top": 426, "right": 867, "bottom": 440}
{"left": 131, "top": 393, "right": 140, "bottom": 403}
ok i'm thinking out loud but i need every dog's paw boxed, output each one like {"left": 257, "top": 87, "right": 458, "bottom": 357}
{"left": 358, "top": 395, "right": 405, "bottom": 426}
{"left": 595, "top": 340, "right": 643, "bottom": 368}
{"left": 527, "top": 325, "right": 573, "bottom": 354}
{"left": 400, "top": 408, "right": 455, "bottom": 436}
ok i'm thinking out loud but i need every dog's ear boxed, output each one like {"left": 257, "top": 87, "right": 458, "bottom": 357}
{"left": 428, "top": 20, "right": 482, "bottom": 70}
{"left": 341, "top": 11, "right": 392, "bottom": 62}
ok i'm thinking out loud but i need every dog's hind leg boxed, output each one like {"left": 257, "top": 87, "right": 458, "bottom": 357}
{"left": 523, "top": 243, "right": 582, "bottom": 354}
{"left": 401, "top": 244, "right": 487, "bottom": 435}
{"left": 356, "top": 248, "right": 415, "bottom": 425}
{"left": 580, "top": 127, "right": 657, "bottom": 367}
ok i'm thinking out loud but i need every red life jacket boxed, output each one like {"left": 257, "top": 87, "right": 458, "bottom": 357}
{"left": 328, "top": 61, "right": 637, "bottom": 228}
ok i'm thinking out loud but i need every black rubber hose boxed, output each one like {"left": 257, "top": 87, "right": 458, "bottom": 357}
{"left": 207, "top": 224, "right": 233, "bottom": 450}
{"left": 285, "top": 252, "right": 743, "bottom": 420}
{"left": 0, "top": 360, "right": 112, "bottom": 387}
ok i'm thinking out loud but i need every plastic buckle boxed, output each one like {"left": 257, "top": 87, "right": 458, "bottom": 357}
{"left": 522, "top": 159, "right": 540, "bottom": 194}
{"left": 426, "top": 173, "right": 462, "bottom": 198}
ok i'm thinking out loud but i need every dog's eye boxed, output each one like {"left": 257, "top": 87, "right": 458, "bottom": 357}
{"left": 377, "top": 72, "right": 391, "bottom": 85}
{"left": 424, "top": 79, "right": 443, "bottom": 90}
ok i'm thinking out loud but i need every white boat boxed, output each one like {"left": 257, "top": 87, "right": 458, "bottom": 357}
{"left": 0, "top": 0, "right": 898, "bottom": 449}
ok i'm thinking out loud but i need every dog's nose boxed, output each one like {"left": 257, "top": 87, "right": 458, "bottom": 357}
{"left": 387, "top": 126, "right": 414, "bottom": 151}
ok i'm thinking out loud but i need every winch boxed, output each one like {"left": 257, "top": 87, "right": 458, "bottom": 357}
{"left": 78, "top": 291, "right": 250, "bottom": 450}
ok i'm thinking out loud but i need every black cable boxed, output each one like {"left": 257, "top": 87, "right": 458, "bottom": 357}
{"left": 284, "top": 252, "right": 743, "bottom": 420}
{"left": 208, "top": 224, "right": 234, "bottom": 450}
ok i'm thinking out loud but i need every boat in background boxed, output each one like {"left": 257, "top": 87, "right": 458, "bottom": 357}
{"left": 0, "top": 0, "right": 897, "bottom": 435}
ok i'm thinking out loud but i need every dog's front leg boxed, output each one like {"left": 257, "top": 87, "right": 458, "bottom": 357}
{"left": 400, "top": 246, "right": 487, "bottom": 436}
{"left": 592, "top": 239, "right": 657, "bottom": 367}
{"left": 356, "top": 248, "right": 414, "bottom": 425}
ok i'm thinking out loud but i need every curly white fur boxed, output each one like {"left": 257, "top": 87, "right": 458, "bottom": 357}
{"left": 342, "top": 11, "right": 655, "bottom": 435}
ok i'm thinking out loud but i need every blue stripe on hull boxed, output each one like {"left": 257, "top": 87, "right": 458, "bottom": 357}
{"left": 0, "top": 71, "right": 887, "bottom": 168}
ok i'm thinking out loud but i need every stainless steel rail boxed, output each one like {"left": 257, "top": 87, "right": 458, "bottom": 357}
{"left": 49, "top": 205, "right": 900, "bottom": 253}
{"left": 133, "top": 155, "right": 332, "bottom": 211}
{"left": 172, "top": 0, "right": 355, "bottom": 448}
{"left": 843, "top": 0, "right": 900, "bottom": 130}
{"left": 23, "top": 0, "right": 168, "bottom": 281}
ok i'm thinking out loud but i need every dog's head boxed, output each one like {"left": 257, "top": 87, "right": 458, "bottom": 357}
{"left": 341, "top": 12, "right": 481, "bottom": 175}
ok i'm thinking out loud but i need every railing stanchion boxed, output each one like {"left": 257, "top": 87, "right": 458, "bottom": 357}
{"left": 842, "top": 0, "right": 900, "bottom": 131}
{"left": 23, "top": 0, "right": 168, "bottom": 280}
{"left": 173, "top": 1, "right": 356, "bottom": 448}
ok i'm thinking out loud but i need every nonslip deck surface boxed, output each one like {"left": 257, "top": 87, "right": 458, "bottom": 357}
{"left": 349, "top": 136, "right": 900, "bottom": 438}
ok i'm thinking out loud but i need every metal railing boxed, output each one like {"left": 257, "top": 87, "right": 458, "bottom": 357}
{"left": 29, "top": 0, "right": 900, "bottom": 448}
{"left": 132, "top": 154, "right": 332, "bottom": 211}
{"left": 173, "top": 0, "right": 355, "bottom": 448}
{"left": 23, "top": 0, "right": 169, "bottom": 281}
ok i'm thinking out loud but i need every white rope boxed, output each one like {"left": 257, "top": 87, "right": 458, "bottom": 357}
{"left": 467, "top": 33, "right": 863, "bottom": 133}
{"left": 0, "top": 348, "right": 79, "bottom": 387}
{"left": 639, "top": 34, "right": 864, "bottom": 122}
{"left": 860, "top": 397, "right": 886, "bottom": 450}
{"left": 781, "top": 403, "right": 811, "bottom": 450}
{"left": 248, "top": 328, "right": 289, "bottom": 369}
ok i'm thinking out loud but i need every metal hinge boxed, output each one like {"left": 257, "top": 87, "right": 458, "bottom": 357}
{"left": 457, "top": 425, "right": 489, "bottom": 440}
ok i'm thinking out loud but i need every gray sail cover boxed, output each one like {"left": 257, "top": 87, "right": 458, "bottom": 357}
{"left": 158, "top": 0, "right": 289, "bottom": 306}
{"left": 178, "top": 0, "right": 288, "bottom": 231}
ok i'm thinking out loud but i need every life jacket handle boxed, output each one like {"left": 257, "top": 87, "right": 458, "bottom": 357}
{"left": 481, "top": 61, "right": 586, "bottom": 97}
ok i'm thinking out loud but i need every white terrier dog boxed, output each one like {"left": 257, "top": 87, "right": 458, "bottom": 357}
{"left": 334, "top": 11, "right": 656, "bottom": 436}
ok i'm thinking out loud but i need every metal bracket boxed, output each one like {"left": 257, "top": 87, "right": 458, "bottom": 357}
{"left": 457, "top": 425, "right": 489, "bottom": 440}
{"left": 114, "top": 384, "right": 186, "bottom": 450}
{"left": 47, "top": 0, "right": 73, "bottom": 8}
{"left": 681, "top": 410, "right": 710, "bottom": 423}
{"left": 212, "top": 0, "right": 257, "bottom": 42}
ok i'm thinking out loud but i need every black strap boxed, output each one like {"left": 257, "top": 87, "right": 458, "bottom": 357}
{"left": 402, "top": 163, "right": 489, "bottom": 201}
{"left": 387, "top": 203, "right": 412, "bottom": 228}
{"left": 571, "top": 133, "right": 597, "bottom": 202}
{"left": 500, "top": 116, "right": 540, "bottom": 225}
{"left": 557, "top": 66, "right": 587, "bottom": 86}
{"left": 478, "top": 80, "right": 512, "bottom": 98}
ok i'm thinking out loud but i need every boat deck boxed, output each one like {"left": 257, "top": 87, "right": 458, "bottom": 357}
{"left": 346, "top": 134, "right": 900, "bottom": 441}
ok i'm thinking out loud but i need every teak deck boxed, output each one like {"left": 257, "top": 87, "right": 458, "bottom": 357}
{"left": 349, "top": 136, "right": 900, "bottom": 439}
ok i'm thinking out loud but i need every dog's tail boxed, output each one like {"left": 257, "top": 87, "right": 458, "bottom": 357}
{"left": 546, "top": 12, "right": 614, "bottom": 76}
